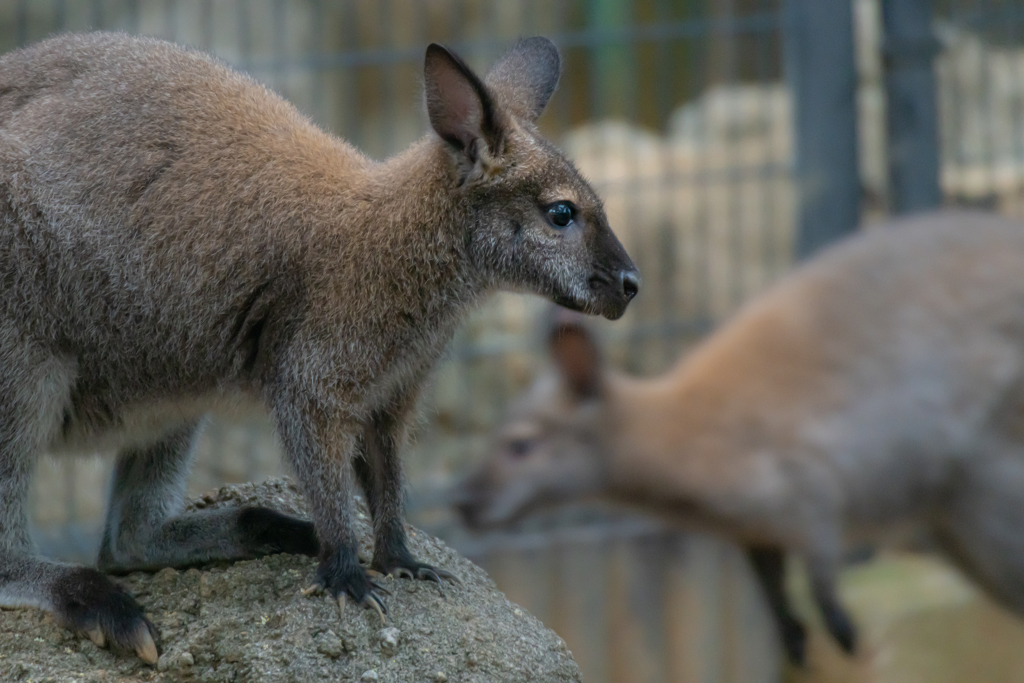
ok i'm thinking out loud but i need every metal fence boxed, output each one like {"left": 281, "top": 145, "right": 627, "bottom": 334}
{"left": 12, "top": 1, "right": 1024, "bottom": 682}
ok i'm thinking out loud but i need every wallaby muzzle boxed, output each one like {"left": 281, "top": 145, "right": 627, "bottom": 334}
{"left": 586, "top": 241, "right": 640, "bottom": 320}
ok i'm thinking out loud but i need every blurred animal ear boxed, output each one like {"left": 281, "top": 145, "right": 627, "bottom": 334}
{"left": 424, "top": 43, "right": 506, "bottom": 180}
{"left": 548, "top": 309, "right": 603, "bottom": 400}
{"left": 485, "top": 37, "right": 561, "bottom": 122}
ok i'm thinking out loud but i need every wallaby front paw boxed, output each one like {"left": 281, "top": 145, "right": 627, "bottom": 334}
{"left": 372, "top": 554, "right": 460, "bottom": 598}
{"left": 309, "top": 553, "right": 391, "bottom": 624}
{"left": 52, "top": 567, "right": 160, "bottom": 664}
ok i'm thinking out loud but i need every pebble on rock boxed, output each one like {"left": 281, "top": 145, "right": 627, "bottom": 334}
{"left": 379, "top": 627, "right": 400, "bottom": 658}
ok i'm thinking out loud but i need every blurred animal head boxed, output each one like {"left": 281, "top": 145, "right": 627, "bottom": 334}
{"left": 454, "top": 310, "right": 611, "bottom": 528}
{"left": 425, "top": 38, "right": 639, "bottom": 319}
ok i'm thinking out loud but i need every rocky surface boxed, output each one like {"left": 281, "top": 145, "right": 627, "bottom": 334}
{"left": 0, "top": 478, "right": 581, "bottom": 683}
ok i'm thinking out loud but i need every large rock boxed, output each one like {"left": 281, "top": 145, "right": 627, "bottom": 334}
{"left": 0, "top": 479, "right": 581, "bottom": 683}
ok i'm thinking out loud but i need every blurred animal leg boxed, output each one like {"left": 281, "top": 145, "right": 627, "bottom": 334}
{"left": 747, "top": 546, "right": 807, "bottom": 665}
{"left": 805, "top": 550, "right": 856, "bottom": 654}
{"left": 98, "top": 421, "right": 317, "bottom": 573}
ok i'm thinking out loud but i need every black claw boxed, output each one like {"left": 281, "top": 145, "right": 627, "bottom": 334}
{"left": 364, "top": 591, "right": 388, "bottom": 615}
{"left": 374, "top": 554, "right": 460, "bottom": 599}
{"left": 418, "top": 568, "right": 445, "bottom": 597}
{"left": 414, "top": 565, "right": 460, "bottom": 598}
{"left": 316, "top": 547, "right": 392, "bottom": 622}
{"left": 433, "top": 568, "right": 461, "bottom": 585}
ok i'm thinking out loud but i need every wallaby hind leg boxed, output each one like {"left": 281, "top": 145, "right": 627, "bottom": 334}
{"left": 932, "top": 448, "right": 1024, "bottom": 614}
{"left": 0, "top": 345, "right": 157, "bottom": 663}
{"left": 354, "top": 405, "right": 458, "bottom": 594}
{"left": 98, "top": 421, "right": 318, "bottom": 574}
{"left": 746, "top": 546, "right": 807, "bottom": 666}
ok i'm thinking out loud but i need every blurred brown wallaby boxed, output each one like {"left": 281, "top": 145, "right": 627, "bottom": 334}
{"left": 456, "top": 210, "right": 1024, "bottom": 666}
{"left": 0, "top": 32, "right": 638, "bottom": 663}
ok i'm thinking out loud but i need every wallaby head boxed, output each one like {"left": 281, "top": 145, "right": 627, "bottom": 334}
{"left": 424, "top": 38, "right": 639, "bottom": 319}
{"left": 455, "top": 310, "right": 612, "bottom": 528}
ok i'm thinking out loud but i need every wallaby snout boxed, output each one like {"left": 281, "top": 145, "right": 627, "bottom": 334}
{"left": 545, "top": 218, "right": 640, "bottom": 321}
{"left": 582, "top": 237, "right": 640, "bottom": 320}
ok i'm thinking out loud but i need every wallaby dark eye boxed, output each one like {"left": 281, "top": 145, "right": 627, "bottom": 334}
{"left": 546, "top": 202, "right": 575, "bottom": 229}
{"left": 508, "top": 438, "right": 533, "bottom": 458}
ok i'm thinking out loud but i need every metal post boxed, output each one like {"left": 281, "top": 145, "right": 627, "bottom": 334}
{"left": 784, "top": 0, "right": 862, "bottom": 259}
{"left": 588, "top": 0, "right": 634, "bottom": 120}
{"left": 883, "top": 0, "right": 942, "bottom": 214}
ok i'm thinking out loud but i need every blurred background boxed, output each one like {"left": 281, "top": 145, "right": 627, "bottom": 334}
{"left": 10, "top": 0, "right": 1024, "bottom": 681}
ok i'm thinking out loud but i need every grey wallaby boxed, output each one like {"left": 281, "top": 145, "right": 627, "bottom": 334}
{"left": 0, "top": 32, "right": 638, "bottom": 663}
{"left": 455, "top": 210, "right": 1024, "bottom": 666}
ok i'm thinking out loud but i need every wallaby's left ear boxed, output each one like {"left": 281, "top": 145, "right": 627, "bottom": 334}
{"left": 485, "top": 37, "right": 561, "bottom": 122}
{"left": 424, "top": 43, "right": 505, "bottom": 175}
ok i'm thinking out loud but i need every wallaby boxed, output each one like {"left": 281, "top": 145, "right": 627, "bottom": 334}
{"left": 0, "top": 32, "right": 638, "bottom": 663}
{"left": 455, "top": 210, "right": 1024, "bottom": 666}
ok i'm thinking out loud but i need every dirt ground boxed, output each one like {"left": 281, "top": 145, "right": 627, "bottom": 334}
{"left": 0, "top": 478, "right": 582, "bottom": 683}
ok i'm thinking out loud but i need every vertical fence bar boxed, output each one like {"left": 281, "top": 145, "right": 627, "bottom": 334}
{"left": 784, "top": 0, "right": 861, "bottom": 258}
{"left": 883, "top": 0, "right": 942, "bottom": 214}
{"left": 16, "top": 0, "right": 28, "bottom": 46}
{"left": 90, "top": 0, "right": 103, "bottom": 30}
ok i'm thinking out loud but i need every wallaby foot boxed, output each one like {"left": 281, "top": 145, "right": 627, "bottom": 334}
{"left": 52, "top": 567, "right": 160, "bottom": 664}
{"left": 310, "top": 544, "right": 389, "bottom": 623}
{"left": 234, "top": 507, "right": 320, "bottom": 558}
{"left": 746, "top": 546, "right": 807, "bottom": 666}
{"left": 0, "top": 556, "right": 159, "bottom": 665}
{"left": 100, "top": 505, "right": 319, "bottom": 574}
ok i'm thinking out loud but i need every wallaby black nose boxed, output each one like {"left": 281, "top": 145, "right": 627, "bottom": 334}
{"left": 620, "top": 270, "right": 640, "bottom": 301}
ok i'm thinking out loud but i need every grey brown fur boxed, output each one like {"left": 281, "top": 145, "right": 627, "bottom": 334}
{"left": 456, "top": 210, "right": 1024, "bottom": 666}
{"left": 0, "top": 32, "right": 637, "bottom": 663}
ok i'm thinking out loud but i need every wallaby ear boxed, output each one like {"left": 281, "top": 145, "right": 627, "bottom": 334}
{"left": 548, "top": 309, "right": 603, "bottom": 400}
{"left": 424, "top": 43, "right": 504, "bottom": 170}
{"left": 485, "top": 37, "right": 561, "bottom": 122}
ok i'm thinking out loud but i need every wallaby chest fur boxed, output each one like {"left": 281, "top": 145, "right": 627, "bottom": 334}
{"left": 0, "top": 32, "right": 638, "bottom": 662}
